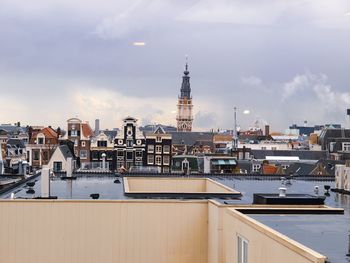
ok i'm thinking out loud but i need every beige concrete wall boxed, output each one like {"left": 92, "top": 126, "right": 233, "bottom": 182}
{"left": 0, "top": 200, "right": 208, "bottom": 263}
{"left": 125, "top": 177, "right": 237, "bottom": 193}
{"left": 205, "top": 179, "right": 234, "bottom": 193}
{"left": 125, "top": 177, "right": 207, "bottom": 192}
{"left": 222, "top": 208, "right": 326, "bottom": 263}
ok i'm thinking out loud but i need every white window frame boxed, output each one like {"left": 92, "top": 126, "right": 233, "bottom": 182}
{"left": 81, "top": 141, "right": 86, "bottom": 147}
{"left": 155, "top": 155, "right": 162, "bottom": 165}
{"left": 80, "top": 150, "right": 88, "bottom": 159}
{"left": 163, "top": 156, "right": 170, "bottom": 165}
{"left": 147, "top": 155, "right": 154, "bottom": 165}
{"left": 148, "top": 145, "right": 154, "bottom": 153}
{"left": 252, "top": 164, "right": 261, "bottom": 172}
{"left": 71, "top": 130, "right": 78, "bottom": 137}
{"left": 237, "top": 235, "right": 248, "bottom": 263}
{"left": 156, "top": 136, "right": 162, "bottom": 143}
{"left": 163, "top": 145, "right": 170, "bottom": 154}
{"left": 156, "top": 145, "right": 162, "bottom": 154}
{"left": 342, "top": 142, "right": 350, "bottom": 152}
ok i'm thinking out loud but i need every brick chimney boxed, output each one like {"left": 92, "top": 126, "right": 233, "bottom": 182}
{"left": 265, "top": 125, "right": 270, "bottom": 137}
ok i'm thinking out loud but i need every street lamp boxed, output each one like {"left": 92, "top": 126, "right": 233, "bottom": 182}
{"left": 232, "top": 107, "right": 238, "bottom": 152}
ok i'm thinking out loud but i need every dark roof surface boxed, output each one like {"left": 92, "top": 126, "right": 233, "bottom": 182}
{"left": 59, "top": 145, "right": 74, "bottom": 159}
{"left": 170, "top": 131, "right": 214, "bottom": 146}
{"left": 7, "top": 138, "right": 25, "bottom": 148}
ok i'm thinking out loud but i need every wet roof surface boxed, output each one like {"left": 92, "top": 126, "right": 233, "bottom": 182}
{"left": 1, "top": 175, "right": 349, "bottom": 262}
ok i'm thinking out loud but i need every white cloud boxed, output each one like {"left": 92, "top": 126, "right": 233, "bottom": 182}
{"left": 282, "top": 73, "right": 311, "bottom": 101}
{"left": 282, "top": 72, "right": 350, "bottom": 116}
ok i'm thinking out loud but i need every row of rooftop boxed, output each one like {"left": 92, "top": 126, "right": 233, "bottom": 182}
{"left": 1, "top": 117, "right": 350, "bottom": 176}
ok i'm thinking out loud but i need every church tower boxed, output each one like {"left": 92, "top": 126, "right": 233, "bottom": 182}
{"left": 176, "top": 59, "right": 193, "bottom": 132}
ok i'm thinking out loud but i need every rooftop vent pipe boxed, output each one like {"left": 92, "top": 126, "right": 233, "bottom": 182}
{"left": 279, "top": 187, "right": 287, "bottom": 197}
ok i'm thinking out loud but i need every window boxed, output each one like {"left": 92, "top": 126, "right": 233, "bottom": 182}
{"left": 117, "top": 150, "right": 124, "bottom": 157}
{"left": 156, "top": 136, "right": 162, "bottom": 142}
{"left": 261, "top": 146, "right": 266, "bottom": 150}
{"left": 271, "top": 147, "right": 277, "bottom": 150}
{"left": 148, "top": 145, "right": 154, "bottom": 153}
{"left": 71, "top": 130, "right": 78, "bottom": 137}
{"left": 252, "top": 164, "right": 261, "bottom": 172}
{"left": 155, "top": 155, "right": 162, "bottom": 165}
{"left": 97, "top": 141, "right": 107, "bottom": 147}
{"left": 127, "top": 139, "right": 133, "bottom": 147}
{"left": 163, "top": 156, "right": 170, "bottom": 165}
{"left": 33, "top": 150, "right": 40, "bottom": 161}
{"left": 126, "top": 151, "right": 133, "bottom": 160}
{"left": 163, "top": 145, "right": 170, "bottom": 154}
{"left": 342, "top": 143, "right": 350, "bottom": 152}
{"left": 80, "top": 150, "right": 88, "bottom": 159}
{"left": 38, "top": 137, "right": 44, "bottom": 145}
{"left": 81, "top": 141, "right": 86, "bottom": 147}
{"left": 53, "top": 162, "right": 62, "bottom": 172}
{"left": 163, "top": 167, "right": 169, "bottom": 173}
{"left": 156, "top": 145, "right": 162, "bottom": 154}
{"left": 148, "top": 155, "right": 154, "bottom": 165}
{"left": 107, "top": 151, "right": 113, "bottom": 160}
{"left": 136, "top": 151, "right": 143, "bottom": 158}
{"left": 92, "top": 151, "right": 99, "bottom": 160}
{"left": 237, "top": 235, "right": 248, "bottom": 263}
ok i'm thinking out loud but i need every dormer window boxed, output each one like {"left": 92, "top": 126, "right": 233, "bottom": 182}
{"left": 37, "top": 135, "right": 45, "bottom": 145}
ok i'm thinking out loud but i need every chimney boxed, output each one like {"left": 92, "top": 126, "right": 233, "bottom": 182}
{"left": 41, "top": 167, "right": 51, "bottom": 198}
{"left": 95, "top": 119, "right": 100, "bottom": 136}
{"left": 265, "top": 125, "right": 270, "bottom": 137}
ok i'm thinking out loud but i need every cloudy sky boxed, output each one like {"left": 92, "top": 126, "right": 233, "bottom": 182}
{"left": 1, "top": 0, "right": 350, "bottom": 132}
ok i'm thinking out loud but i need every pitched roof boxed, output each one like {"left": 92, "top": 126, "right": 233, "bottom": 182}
{"left": 170, "top": 131, "right": 214, "bottom": 146}
{"left": 7, "top": 138, "right": 25, "bottom": 148}
{"left": 82, "top": 123, "right": 94, "bottom": 139}
{"left": 58, "top": 145, "right": 74, "bottom": 160}
{"left": 285, "top": 163, "right": 316, "bottom": 175}
{"left": 33, "top": 127, "right": 58, "bottom": 139}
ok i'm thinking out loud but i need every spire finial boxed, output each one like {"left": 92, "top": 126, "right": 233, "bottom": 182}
{"left": 184, "top": 55, "right": 189, "bottom": 75}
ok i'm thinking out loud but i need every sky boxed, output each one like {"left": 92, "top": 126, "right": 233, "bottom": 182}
{"left": 1, "top": 0, "right": 350, "bottom": 132}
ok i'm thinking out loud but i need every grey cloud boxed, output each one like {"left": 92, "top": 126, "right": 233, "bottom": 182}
{"left": 1, "top": 1, "right": 350, "bottom": 131}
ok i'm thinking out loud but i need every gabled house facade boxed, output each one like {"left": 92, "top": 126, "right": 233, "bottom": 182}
{"left": 318, "top": 128, "right": 350, "bottom": 160}
{"left": 6, "top": 138, "right": 27, "bottom": 167}
{"left": 90, "top": 131, "right": 115, "bottom": 171}
{"left": 47, "top": 144, "right": 75, "bottom": 172}
{"left": 144, "top": 126, "right": 172, "bottom": 173}
{"left": 66, "top": 118, "right": 94, "bottom": 166}
{"left": 114, "top": 117, "right": 146, "bottom": 170}
{"left": 26, "top": 127, "right": 59, "bottom": 169}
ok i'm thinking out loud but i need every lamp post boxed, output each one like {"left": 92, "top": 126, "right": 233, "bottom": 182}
{"left": 101, "top": 153, "right": 106, "bottom": 171}
{"left": 232, "top": 107, "right": 238, "bottom": 153}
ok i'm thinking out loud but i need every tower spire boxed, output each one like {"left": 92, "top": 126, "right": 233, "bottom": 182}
{"left": 176, "top": 56, "right": 194, "bottom": 132}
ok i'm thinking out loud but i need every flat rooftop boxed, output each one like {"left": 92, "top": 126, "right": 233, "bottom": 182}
{"left": 124, "top": 177, "right": 241, "bottom": 199}
{"left": 0, "top": 174, "right": 349, "bottom": 262}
